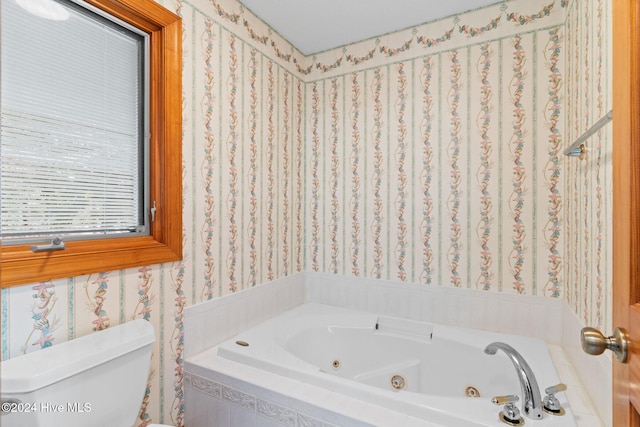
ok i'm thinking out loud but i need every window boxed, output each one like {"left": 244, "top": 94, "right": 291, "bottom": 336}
{"left": 3, "top": 0, "right": 147, "bottom": 244}
{"left": 1, "top": 0, "right": 182, "bottom": 287}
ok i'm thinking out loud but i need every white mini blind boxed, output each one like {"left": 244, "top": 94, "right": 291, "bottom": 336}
{"left": 1, "top": 0, "right": 147, "bottom": 243}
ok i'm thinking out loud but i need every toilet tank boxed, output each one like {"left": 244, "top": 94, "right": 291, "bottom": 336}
{"left": 1, "top": 319, "right": 155, "bottom": 427}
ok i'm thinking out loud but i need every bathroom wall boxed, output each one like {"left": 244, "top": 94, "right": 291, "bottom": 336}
{"left": 300, "top": 0, "right": 613, "bottom": 338}
{"left": 564, "top": 0, "right": 613, "bottom": 335}
{"left": 0, "top": 0, "right": 305, "bottom": 425}
{"left": 300, "top": 0, "right": 613, "bottom": 341}
{"left": 302, "top": 1, "right": 566, "bottom": 296}
{"left": 0, "top": 0, "right": 613, "bottom": 426}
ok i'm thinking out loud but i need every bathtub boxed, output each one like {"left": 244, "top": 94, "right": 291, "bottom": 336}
{"left": 212, "top": 303, "right": 577, "bottom": 427}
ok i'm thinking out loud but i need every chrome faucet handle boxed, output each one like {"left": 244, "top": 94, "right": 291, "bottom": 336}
{"left": 543, "top": 383, "right": 567, "bottom": 415}
{"left": 491, "top": 395, "right": 524, "bottom": 426}
{"left": 491, "top": 394, "right": 519, "bottom": 405}
{"left": 544, "top": 382, "right": 567, "bottom": 395}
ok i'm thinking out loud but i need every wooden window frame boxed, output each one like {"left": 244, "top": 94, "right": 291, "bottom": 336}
{"left": 1, "top": 0, "right": 182, "bottom": 287}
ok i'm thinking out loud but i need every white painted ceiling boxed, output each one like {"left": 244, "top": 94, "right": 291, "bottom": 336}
{"left": 238, "top": 0, "right": 501, "bottom": 55}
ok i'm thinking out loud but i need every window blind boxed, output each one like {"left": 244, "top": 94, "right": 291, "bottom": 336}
{"left": 1, "top": 0, "right": 147, "bottom": 243}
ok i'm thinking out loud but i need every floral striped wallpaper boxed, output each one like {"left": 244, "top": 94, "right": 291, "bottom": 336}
{"left": 1, "top": 0, "right": 305, "bottom": 424}
{"left": 564, "top": 0, "right": 613, "bottom": 335}
{"left": 304, "top": 26, "right": 567, "bottom": 296}
{"left": 0, "top": 0, "right": 611, "bottom": 425}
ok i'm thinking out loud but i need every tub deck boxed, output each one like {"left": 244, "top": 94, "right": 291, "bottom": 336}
{"left": 187, "top": 303, "right": 579, "bottom": 427}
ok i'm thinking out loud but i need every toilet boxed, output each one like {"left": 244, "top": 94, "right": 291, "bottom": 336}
{"left": 0, "top": 319, "right": 172, "bottom": 427}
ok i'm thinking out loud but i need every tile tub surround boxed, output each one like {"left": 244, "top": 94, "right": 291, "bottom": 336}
{"left": 184, "top": 271, "right": 608, "bottom": 426}
{"left": 184, "top": 274, "right": 305, "bottom": 359}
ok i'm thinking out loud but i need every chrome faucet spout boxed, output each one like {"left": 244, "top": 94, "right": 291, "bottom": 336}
{"left": 485, "top": 342, "right": 544, "bottom": 420}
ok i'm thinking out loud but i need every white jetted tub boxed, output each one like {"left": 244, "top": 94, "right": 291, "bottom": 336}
{"left": 212, "top": 303, "right": 577, "bottom": 426}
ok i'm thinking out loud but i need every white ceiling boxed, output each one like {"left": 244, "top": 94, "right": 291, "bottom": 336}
{"left": 238, "top": 0, "right": 501, "bottom": 55}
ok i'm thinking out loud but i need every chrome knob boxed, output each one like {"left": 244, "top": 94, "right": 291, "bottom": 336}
{"left": 581, "top": 326, "right": 629, "bottom": 363}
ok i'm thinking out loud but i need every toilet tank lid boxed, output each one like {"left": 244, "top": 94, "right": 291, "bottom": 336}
{"left": 0, "top": 319, "right": 155, "bottom": 394}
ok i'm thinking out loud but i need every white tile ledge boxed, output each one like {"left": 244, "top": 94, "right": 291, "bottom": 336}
{"left": 547, "top": 344, "right": 606, "bottom": 427}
